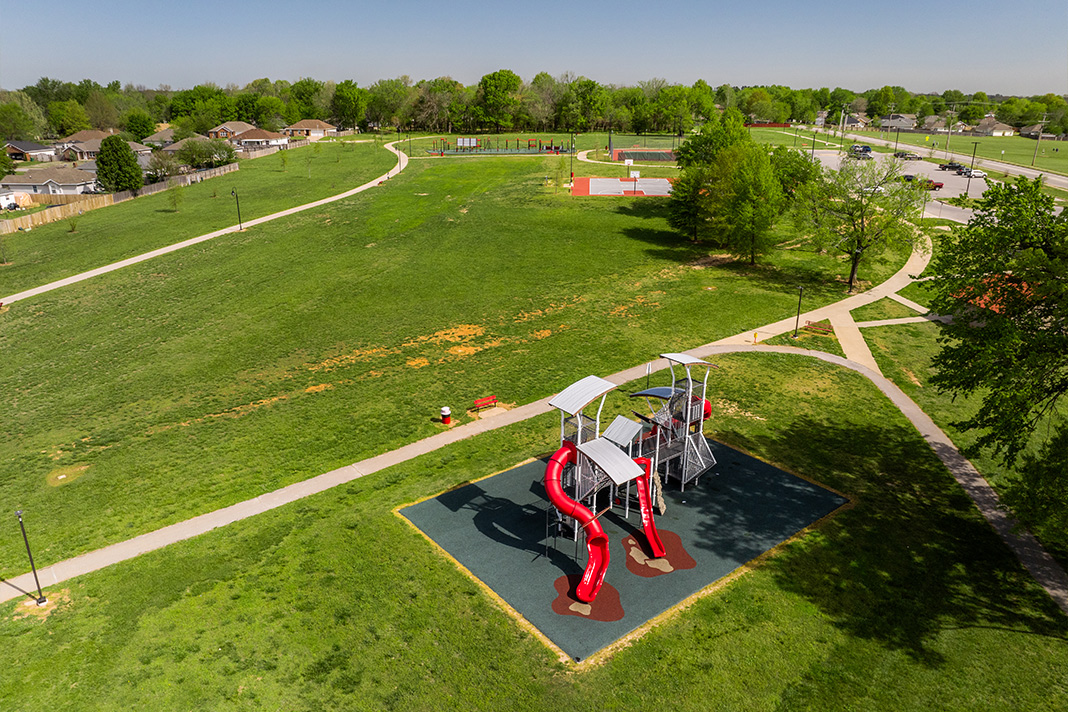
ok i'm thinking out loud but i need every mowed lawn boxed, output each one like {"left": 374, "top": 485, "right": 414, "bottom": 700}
{"left": 1, "top": 353, "right": 1064, "bottom": 710}
{"left": 0, "top": 140, "right": 398, "bottom": 297}
{"left": 0, "top": 153, "right": 913, "bottom": 576}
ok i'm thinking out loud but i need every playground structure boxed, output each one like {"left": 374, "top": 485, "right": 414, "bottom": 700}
{"left": 542, "top": 357, "right": 716, "bottom": 603}
{"left": 631, "top": 353, "right": 716, "bottom": 491}
{"left": 429, "top": 137, "right": 574, "bottom": 156}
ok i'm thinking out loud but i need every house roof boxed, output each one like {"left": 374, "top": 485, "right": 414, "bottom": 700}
{"left": 974, "top": 117, "right": 1015, "bottom": 134}
{"left": 233, "top": 128, "right": 286, "bottom": 141}
{"left": 210, "top": 121, "right": 255, "bottom": 134}
{"left": 286, "top": 119, "right": 336, "bottom": 130}
{"left": 0, "top": 165, "right": 96, "bottom": 186}
{"left": 5, "top": 140, "right": 51, "bottom": 152}
{"left": 63, "top": 139, "right": 152, "bottom": 154}
{"left": 60, "top": 129, "right": 117, "bottom": 143}
{"left": 142, "top": 127, "right": 175, "bottom": 144}
{"left": 162, "top": 135, "right": 210, "bottom": 153}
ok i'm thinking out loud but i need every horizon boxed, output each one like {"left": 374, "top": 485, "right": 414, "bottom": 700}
{"left": 1, "top": 0, "right": 1065, "bottom": 97}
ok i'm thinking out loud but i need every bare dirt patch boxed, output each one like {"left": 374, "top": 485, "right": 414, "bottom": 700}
{"left": 10, "top": 589, "right": 70, "bottom": 621}
{"left": 715, "top": 398, "right": 767, "bottom": 421}
{"left": 690, "top": 253, "right": 735, "bottom": 268}
{"left": 407, "top": 357, "right": 430, "bottom": 368}
{"left": 304, "top": 383, "right": 334, "bottom": 393}
{"left": 46, "top": 464, "right": 89, "bottom": 487}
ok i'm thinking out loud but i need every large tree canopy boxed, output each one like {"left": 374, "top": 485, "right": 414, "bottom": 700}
{"left": 928, "top": 177, "right": 1068, "bottom": 461}
{"left": 794, "top": 157, "right": 923, "bottom": 292}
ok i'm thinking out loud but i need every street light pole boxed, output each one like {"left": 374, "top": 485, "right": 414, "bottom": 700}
{"left": 569, "top": 131, "right": 575, "bottom": 186}
{"left": 16, "top": 510, "right": 47, "bottom": 606}
{"left": 1031, "top": 113, "right": 1048, "bottom": 167}
{"left": 231, "top": 189, "right": 242, "bottom": 231}
{"left": 793, "top": 286, "right": 804, "bottom": 338}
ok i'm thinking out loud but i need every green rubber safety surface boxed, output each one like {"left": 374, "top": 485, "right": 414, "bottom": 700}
{"left": 400, "top": 441, "right": 848, "bottom": 661}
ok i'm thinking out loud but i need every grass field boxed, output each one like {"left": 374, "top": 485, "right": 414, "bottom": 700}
{"left": 1, "top": 353, "right": 1064, "bottom": 710}
{"left": 0, "top": 152, "right": 909, "bottom": 578}
{"left": 3, "top": 143, "right": 1064, "bottom": 709}
{"left": 0, "top": 141, "right": 397, "bottom": 297}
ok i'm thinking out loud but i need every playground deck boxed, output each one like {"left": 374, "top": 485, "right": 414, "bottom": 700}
{"left": 399, "top": 440, "right": 848, "bottom": 662}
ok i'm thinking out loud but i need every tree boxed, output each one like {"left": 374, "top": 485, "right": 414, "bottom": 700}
{"left": 675, "top": 107, "right": 749, "bottom": 168}
{"left": 666, "top": 166, "right": 714, "bottom": 242}
{"left": 794, "top": 157, "right": 922, "bottom": 292}
{"left": 928, "top": 177, "right": 1068, "bottom": 458}
{"left": 85, "top": 90, "right": 118, "bottom": 129}
{"left": 47, "top": 99, "right": 91, "bottom": 136}
{"left": 331, "top": 80, "right": 368, "bottom": 130}
{"left": 476, "top": 69, "right": 521, "bottom": 132}
{"left": 769, "top": 145, "right": 820, "bottom": 200}
{"left": 0, "top": 103, "right": 36, "bottom": 140}
{"left": 146, "top": 149, "right": 180, "bottom": 182}
{"left": 122, "top": 109, "right": 156, "bottom": 141}
{"left": 0, "top": 151, "right": 15, "bottom": 176}
{"left": 707, "top": 143, "right": 784, "bottom": 264}
{"left": 96, "top": 135, "right": 143, "bottom": 193}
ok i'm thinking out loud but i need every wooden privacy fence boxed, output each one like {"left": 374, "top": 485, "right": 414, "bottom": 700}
{"left": 1, "top": 163, "right": 240, "bottom": 234}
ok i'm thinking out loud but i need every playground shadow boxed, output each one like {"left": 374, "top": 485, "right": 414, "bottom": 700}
{"left": 720, "top": 416, "right": 1068, "bottom": 666}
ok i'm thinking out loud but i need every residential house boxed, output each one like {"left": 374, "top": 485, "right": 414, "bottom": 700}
{"left": 972, "top": 117, "right": 1015, "bottom": 137}
{"left": 60, "top": 139, "right": 152, "bottom": 162}
{"left": 71, "top": 154, "right": 153, "bottom": 179}
{"left": 4, "top": 140, "right": 55, "bottom": 162}
{"left": 0, "top": 165, "right": 97, "bottom": 195}
{"left": 142, "top": 127, "right": 176, "bottom": 147}
{"left": 843, "top": 113, "right": 869, "bottom": 130}
{"left": 814, "top": 110, "right": 827, "bottom": 127}
{"left": 283, "top": 119, "right": 337, "bottom": 139}
{"left": 232, "top": 128, "right": 288, "bottom": 148}
{"left": 54, "top": 128, "right": 119, "bottom": 152}
{"left": 162, "top": 135, "right": 211, "bottom": 155}
{"left": 879, "top": 114, "right": 916, "bottom": 130}
{"left": 1020, "top": 124, "right": 1058, "bottom": 141}
{"left": 207, "top": 121, "right": 255, "bottom": 140}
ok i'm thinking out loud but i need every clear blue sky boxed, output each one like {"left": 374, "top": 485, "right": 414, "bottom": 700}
{"left": 2, "top": 0, "right": 1064, "bottom": 97}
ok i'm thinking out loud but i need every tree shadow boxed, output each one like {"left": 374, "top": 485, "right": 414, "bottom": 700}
{"left": 719, "top": 416, "right": 1068, "bottom": 666}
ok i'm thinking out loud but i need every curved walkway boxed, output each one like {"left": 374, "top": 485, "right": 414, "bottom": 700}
{"left": 3, "top": 165, "right": 1065, "bottom": 618}
{"left": 1, "top": 143, "right": 409, "bottom": 306}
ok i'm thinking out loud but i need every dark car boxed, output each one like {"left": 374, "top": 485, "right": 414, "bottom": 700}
{"left": 847, "top": 152, "right": 874, "bottom": 160}
{"left": 939, "top": 162, "right": 965, "bottom": 171}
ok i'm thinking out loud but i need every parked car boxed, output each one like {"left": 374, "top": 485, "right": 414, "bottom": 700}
{"left": 921, "top": 179, "right": 944, "bottom": 190}
{"left": 850, "top": 145, "right": 872, "bottom": 154}
{"left": 939, "top": 162, "right": 965, "bottom": 171}
{"left": 902, "top": 174, "right": 917, "bottom": 181}
{"left": 847, "top": 152, "right": 874, "bottom": 160}
{"left": 968, "top": 169, "right": 987, "bottom": 178}
{"left": 893, "top": 151, "right": 921, "bottom": 159}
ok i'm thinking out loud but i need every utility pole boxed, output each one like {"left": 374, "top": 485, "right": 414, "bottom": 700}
{"left": 966, "top": 141, "right": 980, "bottom": 196}
{"left": 1032, "top": 113, "right": 1049, "bottom": 167}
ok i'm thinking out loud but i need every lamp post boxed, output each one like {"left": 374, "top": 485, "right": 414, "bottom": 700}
{"left": 569, "top": 131, "right": 575, "bottom": 186}
{"left": 1031, "top": 113, "right": 1048, "bottom": 167}
{"left": 792, "top": 286, "right": 804, "bottom": 338}
{"left": 894, "top": 127, "right": 901, "bottom": 153}
{"left": 15, "top": 510, "right": 47, "bottom": 606}
{"left": 231, "top": 189, "right": 242, "bottom": 231}
{"left": 966, "top": 141, "right": 980, "bottom": 196}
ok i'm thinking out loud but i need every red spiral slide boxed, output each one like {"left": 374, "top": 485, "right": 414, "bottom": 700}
{"left": 633, "top": 457, "right": 666, "bottom": 558}
{"left": 544, "top": 442, "right": 610, "bottom": 603}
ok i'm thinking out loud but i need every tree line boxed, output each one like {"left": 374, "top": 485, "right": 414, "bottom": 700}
{"left": 1, "top": 74, "right": 1066, "bottom": 144}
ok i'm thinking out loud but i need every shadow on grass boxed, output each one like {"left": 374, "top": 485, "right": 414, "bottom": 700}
{"left": 719, "top": 416, "right": 1067, "bottom": 665}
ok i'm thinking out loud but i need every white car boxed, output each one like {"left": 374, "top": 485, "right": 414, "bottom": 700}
{"left": 968, "top": 170, "right": 987, "bottom": 178}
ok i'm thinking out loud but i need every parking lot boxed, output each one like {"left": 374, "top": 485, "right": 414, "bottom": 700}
{"left": 812, "top": 150, "right": 989, "bottom": 199}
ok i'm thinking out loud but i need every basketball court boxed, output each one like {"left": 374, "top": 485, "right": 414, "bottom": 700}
{"left": 572, "top": 177, "right": 673, "bottom": 197}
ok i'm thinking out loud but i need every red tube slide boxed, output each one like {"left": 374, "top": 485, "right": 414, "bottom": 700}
{"left": 633, "top": 457, "right": 666, "bottom": 558}
{"left": 544, "top": 442, "right": 610, "bottom": 603}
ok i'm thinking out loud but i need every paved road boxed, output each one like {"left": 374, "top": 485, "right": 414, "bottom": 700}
{"left": 823, "top": 128, "right": 1068, "bottom": 192}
